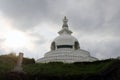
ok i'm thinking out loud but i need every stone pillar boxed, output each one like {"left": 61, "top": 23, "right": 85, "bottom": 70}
{"left": 13, "top": 52, "right": 24, "bottom": 72}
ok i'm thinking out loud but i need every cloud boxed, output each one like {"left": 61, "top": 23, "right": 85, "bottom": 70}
{"left": 78, "top": 34, "right": 120, "bottom": 59}
{"left": 0, "top": 0, "right": 69, "bottom": 30}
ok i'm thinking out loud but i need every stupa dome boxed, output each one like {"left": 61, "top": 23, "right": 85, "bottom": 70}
{"left": 51, "top": 34, "right": 80, "bottom": 51}
{"left": 54, "top": 34, "right": 78, "bottom": 45}
{"left": 50, "top": 16, "right": 80, "bottom": 51}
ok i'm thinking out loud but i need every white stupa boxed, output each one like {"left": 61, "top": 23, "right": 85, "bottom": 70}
{"left": 37, "top": 16, "right": 97, "bottom": 63}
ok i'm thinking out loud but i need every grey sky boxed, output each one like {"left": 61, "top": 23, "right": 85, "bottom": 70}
{"left": 0, "top": 0, "right": 120, "bottom": 59}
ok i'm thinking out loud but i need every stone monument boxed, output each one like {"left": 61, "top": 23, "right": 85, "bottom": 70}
{"left": 13, "top": 52, "right": 24, "bottom": 72}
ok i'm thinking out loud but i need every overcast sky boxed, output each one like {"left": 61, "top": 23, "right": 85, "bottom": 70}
{"left": 0, "top": 0, "right": 120, "bottom": 60}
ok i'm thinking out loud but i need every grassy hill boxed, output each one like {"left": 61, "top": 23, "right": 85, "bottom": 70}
{"left": 24, "top": 60, "right": 114, "bottom": 75}
{"left": 0, "top": 54, "right": 120, "bottom": 80}
{"left": 0, "top": 54, "right": 35, "bottom": 73}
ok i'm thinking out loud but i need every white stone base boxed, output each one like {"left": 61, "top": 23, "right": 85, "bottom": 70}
{"left": 36, "top": 49, "right": 97, "bottom": 63}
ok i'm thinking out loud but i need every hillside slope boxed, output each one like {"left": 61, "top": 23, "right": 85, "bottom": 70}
{"left": 0, "top": 54, "right": 120, "bottom": 80}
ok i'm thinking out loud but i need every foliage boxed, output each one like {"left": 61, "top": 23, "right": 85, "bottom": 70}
{"left": 0, "top": 54, "right": 118, "bottom": 76}
{"left": 0, "top": 54, "right": 35, "bottom": 73}
{"left": 0, "top": 54, "right": 119, "bottom": 80}
{"left": 24, "top": 59, "right": 115, "bottom": 76}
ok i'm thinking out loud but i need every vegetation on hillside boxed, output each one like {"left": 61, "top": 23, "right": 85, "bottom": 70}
{"left": 0, "top": 53, "right": 117, "bottom": 75}
{"left": 23, "top": 60, "right": 114, "bottom": 76}
{"left": 0, "top": 54, "right": 120, "bottom": 80}
{"left": 0, "top": 53, "right": 35, "bottom": 73}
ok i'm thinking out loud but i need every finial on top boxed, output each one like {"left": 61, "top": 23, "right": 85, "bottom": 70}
{"left": 62, "top": 16, "right": 68, "bottom": 28}
{"left": 63, "top": 16, "right": 68, "bottom": 23}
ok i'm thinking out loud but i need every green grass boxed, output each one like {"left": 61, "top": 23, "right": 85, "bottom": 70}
{"left": 0, "top": 54, "right": 35, "bottom": 73}
{"left": 0, "top": 54, "right": 117, "bottom": 76}
{"left": 23, "top": 60, "right": 114, "bottom": 76}
{"left": 0, "top": 55, "right": 16, "bottom": 73}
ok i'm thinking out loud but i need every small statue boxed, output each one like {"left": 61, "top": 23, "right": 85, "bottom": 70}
{"left": 13, "top": 52, "right": 24, "bottom": 72}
